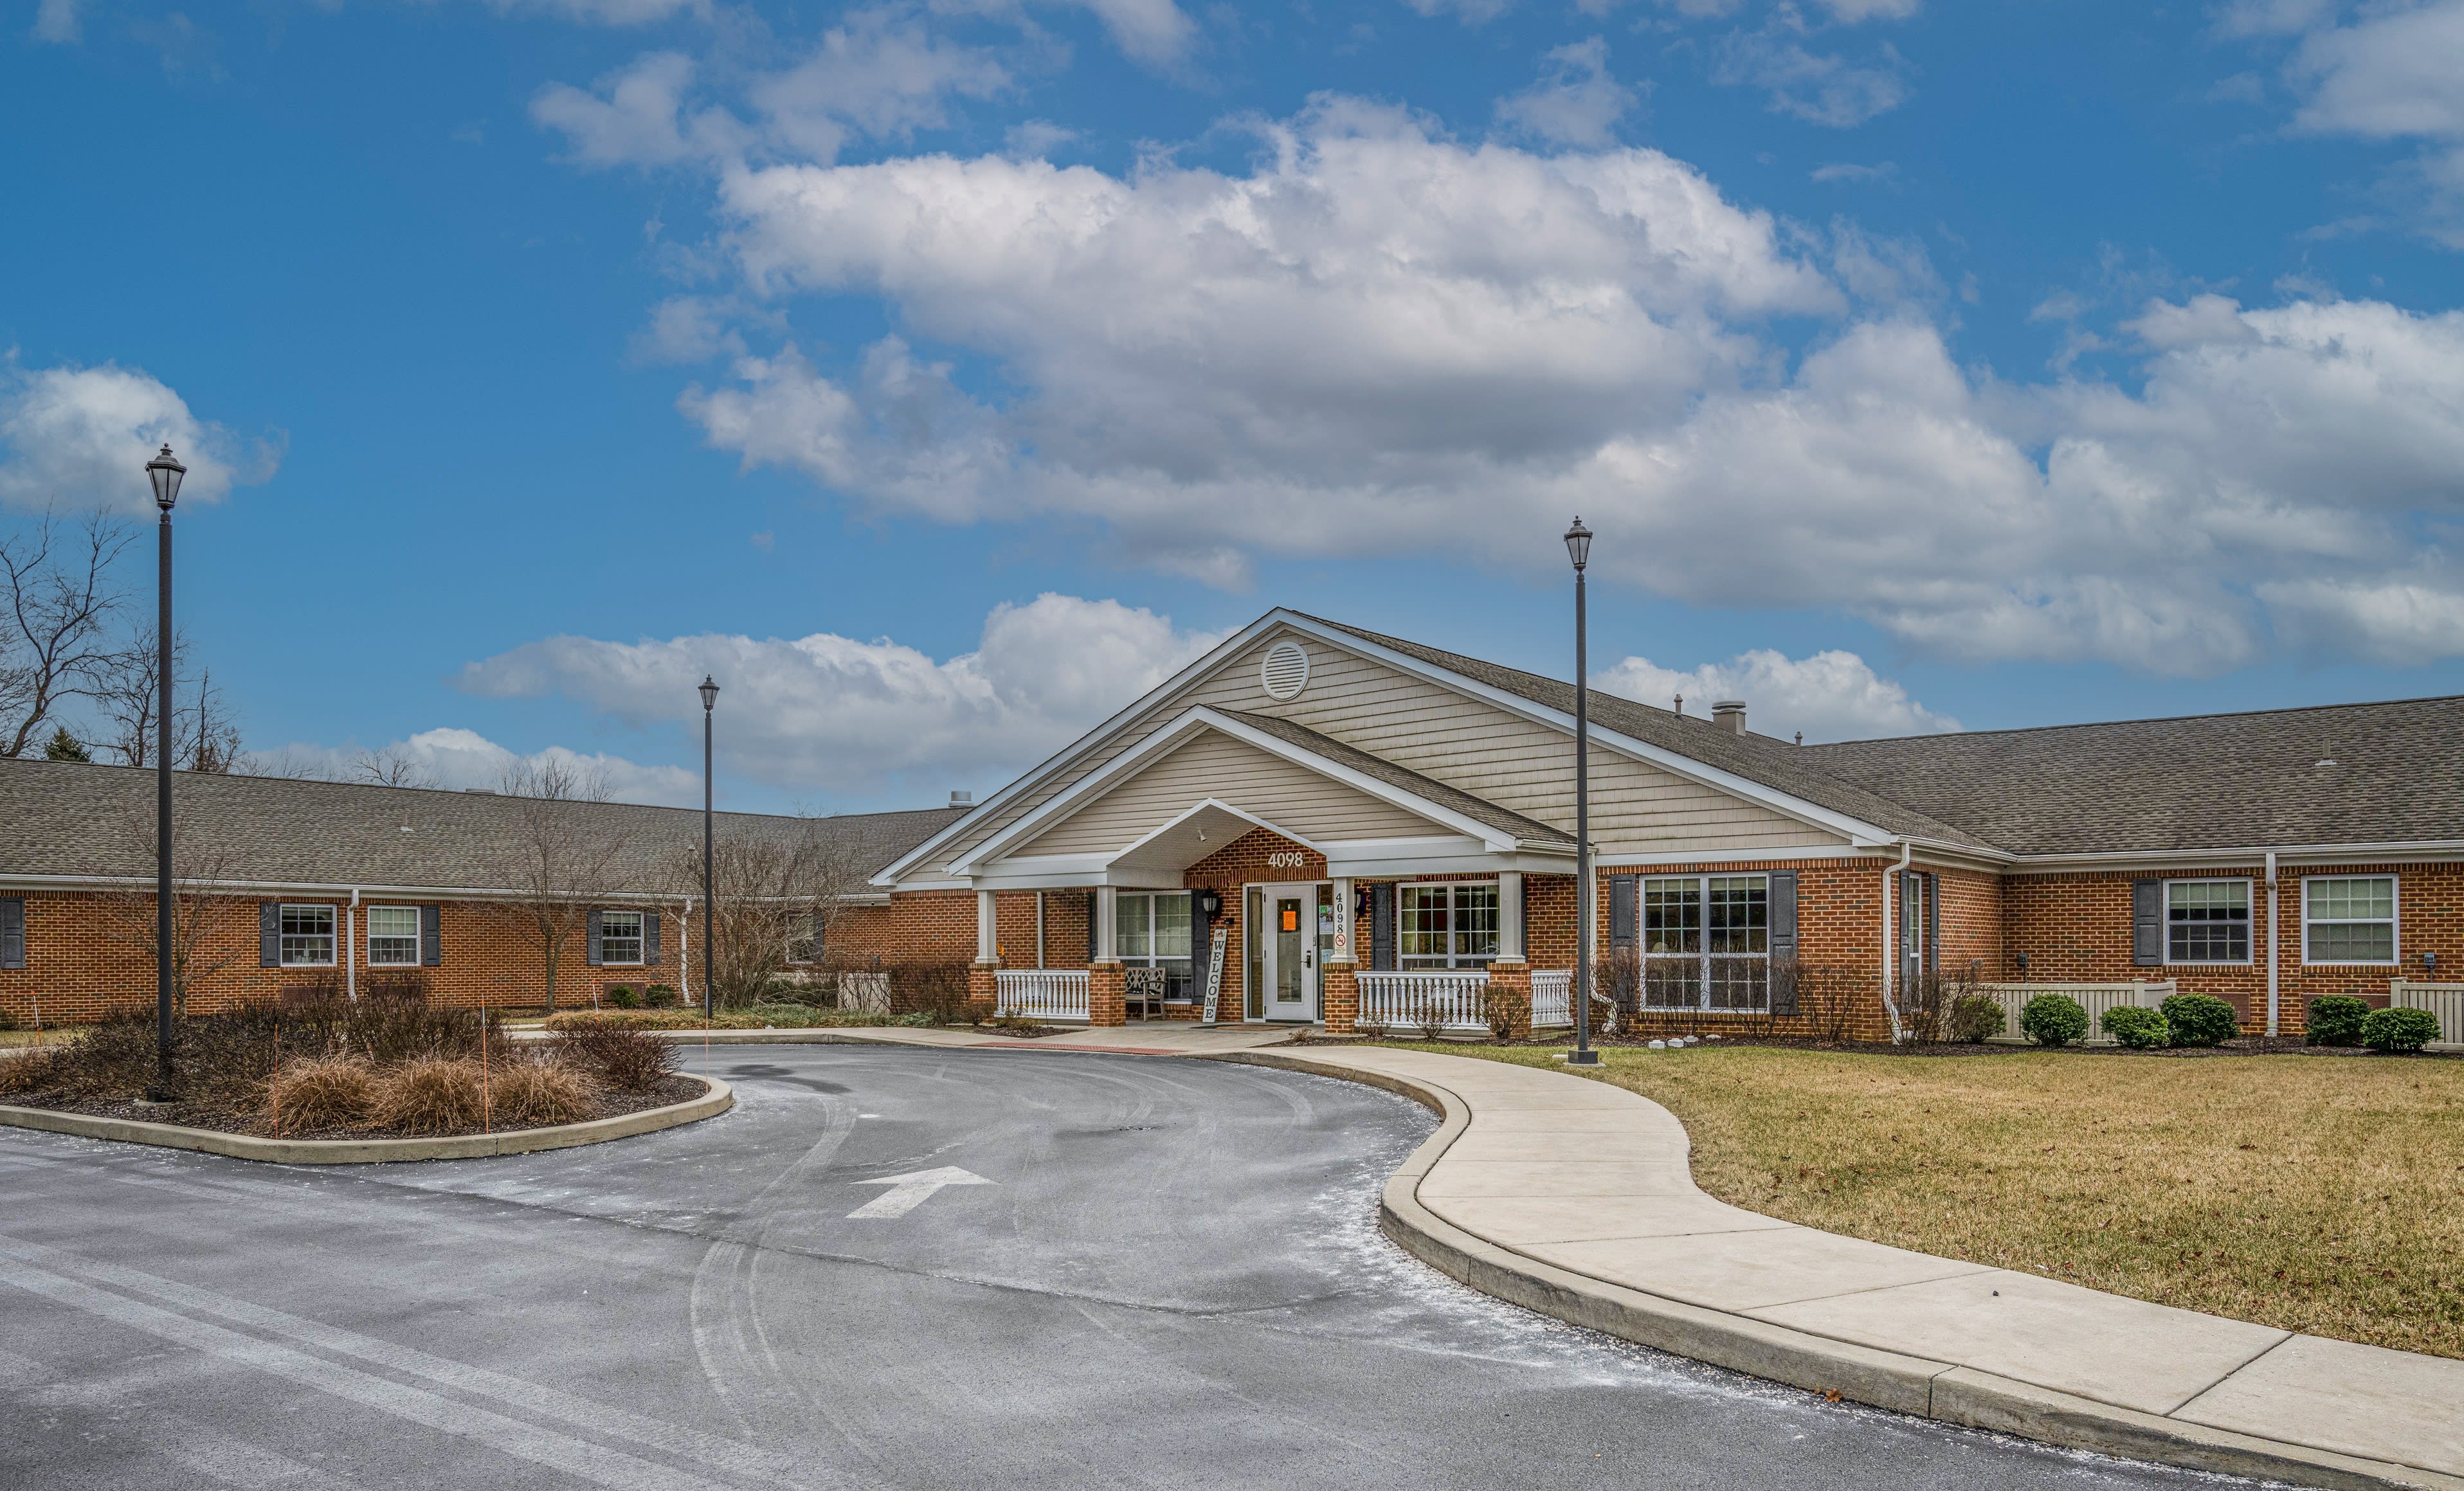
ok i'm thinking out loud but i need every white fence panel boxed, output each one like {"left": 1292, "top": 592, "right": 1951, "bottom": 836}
{"left": 837, "top": 971, "right": 890, "bottom": 1014}
{"left": 1530, "top": 970, "right": 1573, "bottom": 1029}
{"left": 2392, "top": 979, "right": 2464, "bottom": 1051}
{"left": 1358, "top": 971, "right": 1490, "bottom": 1035}
{"left": 1979, "top": 981, "right": 2173, "bottom": 1045}
{"left": 997, "top": 970, "right": 1090, "bottom": 1022}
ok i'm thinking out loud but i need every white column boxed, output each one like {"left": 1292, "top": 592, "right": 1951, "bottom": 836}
{"left": 1094, "top": 885, "right": 1119, "bottom": 962}
{"left": 1328, "top": 878, "right": 1355, "bottom": 962}
{"left": 1036, "top": 890, "right": 1047, "bottom": 970}
{"left": 976, "top": 889, "right": 998, "bottom": 964}
{"left": 1496, "top": 872, "right": 1523, "bottom": 963}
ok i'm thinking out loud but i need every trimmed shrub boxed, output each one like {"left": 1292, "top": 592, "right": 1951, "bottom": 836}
{"left": 550, "top": 1024, "right": 678, "bottom": 1092}
{"left": 2099, "top": 1005, "right": 2171, "bottom": 1051}
{"left": 604, "top": 986, "right": 641, "bottom": 1010}
{"left": 1948, "top": 992, "right": 2006, "bottom": 1044}
{"left": 489, "top": 1058, "right": 593, "bottom": 1126}
{"left": 375, "top": 1058, "right": 488, "bottom": 1135}
{"left": 644, "top": 984, "right": 678, "bottom": 1009}
{"left": 2020, "top": 993, "right": 2089, "bottom": 1048}
{"left": 2306, "top": 995, "right": 2371, "bottom": 1047}
{"left": 2361, "top": 1006, "right": 2443, "bottom": 1053}
{"left": 2160, "top": 993, "right": 2240, "bottom": 1049}
{"left": 265, "top": 1058, "right": 377, "bottom": 1129}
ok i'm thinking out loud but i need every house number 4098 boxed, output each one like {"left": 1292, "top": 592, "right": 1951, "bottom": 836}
{"left": 1266, "top": 852, "right": 1309, "bottom": 869}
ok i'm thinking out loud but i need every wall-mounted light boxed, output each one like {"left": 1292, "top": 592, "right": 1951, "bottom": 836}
{"left": 1196, "top": 890, "right": 1223, "bottom": 919}
{"left": 2015, "top": 951, "right": 2030, "bottom": 975}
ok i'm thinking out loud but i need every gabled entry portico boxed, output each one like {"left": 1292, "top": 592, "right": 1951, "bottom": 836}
{"left": 950, "top": 707, "right": 1578, "bottom": 1028}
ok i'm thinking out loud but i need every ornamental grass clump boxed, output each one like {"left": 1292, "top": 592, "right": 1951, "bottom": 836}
{"left": 374, "top": 1058, "right": 489, "bottom": 1135}
{"left": 488, "top": 1058, "right": 592, "bottom": 1126}
{"left": 264, "top": 1058, "right": 377, "bottom": 1130}
{"left": 2019, "top": 993, "right": 2088, "bottom": 1048}
{"left": 549, "top": 1024, "right": 678, "bottom": 1093}
{"left": 2159, "top": 993, "right": 2240, "bottom": 1048}
{"left": 2362, "top": 1007, "right": 2443, "bottom": 1053}
{"left": 2306, "top": 996, "right": 2371, "bottom": 1047}
{"left": 2099, "top": 1005, "right": 2171, "bottom": 1051}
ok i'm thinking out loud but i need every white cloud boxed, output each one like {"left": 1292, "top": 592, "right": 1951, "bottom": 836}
{"left": 1057, "top": 0, "right": 1195, "bottom": 65}
{"left": 0, "top": 357, "right": 279, "bottom": 514}
{"left": 489, "top": 0, "right": 709, "bottom": 21}
{"left": 531, "top": 51, "right": 715, "bottom": 168}
{"left": 1597, "top": 648, "right": 1957, "bottom": 741}
{"left": 456, "top": 593, "right": 1232, "bottom": 793}
{"left": 628, "top": 296, "right": 748, "bottom": 365}
{"left": 1809, "top": 160, "right": 1896, "bottom": 184}
{"left": 267, "top": 728, "right": 700, "bottom": 806}
{"left": 2250, "top": 0, "right": 2464, "bottom": 244}
{"left": 1710, "top": 15, "right": 1912, "bottom": 127}
{"left": 1496, "top": 38, "right": 1639, "bottom": 147}
{"left": 751, "top": 9, "right": 1012, "bottom": 159}
{"left": 32, "top": 0, "right": 80, "bottom": 43}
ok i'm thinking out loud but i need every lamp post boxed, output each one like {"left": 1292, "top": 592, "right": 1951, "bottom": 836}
{"left": 1564, "top": 518, "right": 1599, "bottom": 1065}
{"left": 699, "top": 675, "right": 719, "bottom": 1024}
{"left": 145, "top": 444, "right": 185, "bottom": 1098}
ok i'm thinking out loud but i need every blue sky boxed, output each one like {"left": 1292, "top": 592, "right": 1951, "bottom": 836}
{"left": 5, "top": 0, "right": 2463, "bottom": 813}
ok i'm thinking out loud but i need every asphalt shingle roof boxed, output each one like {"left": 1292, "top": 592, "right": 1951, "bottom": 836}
{"left": 0, "top": 758, "right": 966, "bottom": 892}
{"left": 1218, "top": 709, "right": 1573, "bottom": 846}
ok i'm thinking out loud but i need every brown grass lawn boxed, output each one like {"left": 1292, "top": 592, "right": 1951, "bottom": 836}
{"left": 1388, "top": 1043, "right": 2464, "bottom": 1360}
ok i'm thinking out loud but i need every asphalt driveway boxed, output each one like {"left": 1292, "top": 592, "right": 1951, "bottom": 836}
{"left": 0, "top": 1045, "right": 2240, "bottom": 1489}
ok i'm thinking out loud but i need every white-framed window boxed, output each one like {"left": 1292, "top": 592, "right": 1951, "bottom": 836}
{"left": 1398, "top": 881, "right": 1498, "bottom": 970}
{"left": 280, "top": 904, "right": 337, "bottom": 967}
{"left": 600, "top": 910, "right": 646, "bottom": 966}
{"left": 367, "top": 905, "right": 421, "bottom": 967}
{"left": 2304, "top": 876, "right": 2397, "bottom": 965}
{"left": 2166, "top": 879, "right": 2251, "bottom": 964}
{"left": 1643, "top": 874, "right": 1770, "bottom": 1009}
{"left": 1118, "top": 892, "right": 1196, "bottom": 1000}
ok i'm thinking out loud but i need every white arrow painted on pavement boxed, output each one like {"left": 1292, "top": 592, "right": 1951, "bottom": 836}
{"left": 846, "top": 1166, "right": 995, "bottom": 1220}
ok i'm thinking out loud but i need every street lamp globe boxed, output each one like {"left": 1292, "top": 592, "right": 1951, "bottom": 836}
{"left": 146, "top": 445, "right": 185, "bottom": 512}
{"left": 699, "top": 675, "right": 720, "bottom": 712}
{"left": 1563, "top": 516, "right": 1591, "bottom": 572}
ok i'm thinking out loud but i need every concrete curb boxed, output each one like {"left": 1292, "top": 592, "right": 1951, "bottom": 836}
{"left": 1208, "top": 1049, "right": 2461, "bottom": 1491}
{"left": 0, "top": 1075, "right": 733, "bottom": 1165}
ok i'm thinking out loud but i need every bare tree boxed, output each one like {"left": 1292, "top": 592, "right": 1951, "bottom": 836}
{"left": 0, "top": 511, "right": 131, "bottom": 758}
{"left": 352, "top": 746, "right": 437, "bottom": 788}
{"left": 88, "top": 626, "right": 246, "bottom": 773}
{"left": 102, "top": 797, "right": 245, "bottom": 1018}
{"left": 676, "top": 819, "right": 874, "bottom": 1008}
{"left": 484, "top": 759, "right": 630, "bottom": 1013}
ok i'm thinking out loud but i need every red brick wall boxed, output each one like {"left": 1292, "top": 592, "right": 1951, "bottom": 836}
{"left": 1184, "top": 826, "right": 1326, "bottom": 1019}
{"left": 1933, "top": 865, "right": 2003, "bottom": 977}
{"left": 2002, "top": 862, "right": 2461, "bottom": 1033}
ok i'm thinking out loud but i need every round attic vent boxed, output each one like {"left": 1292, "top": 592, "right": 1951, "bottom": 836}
{"left": 1260, "top": 640, "right": 1310, "bottom": 701}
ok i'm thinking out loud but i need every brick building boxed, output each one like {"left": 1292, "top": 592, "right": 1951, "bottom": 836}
{"left": 10, "top": 608, "right": 2464, "bottom": 1044}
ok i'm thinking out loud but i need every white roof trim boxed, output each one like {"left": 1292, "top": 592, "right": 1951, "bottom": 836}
{"left": 941, "top": 705, "right": 1526, "bottom": 878}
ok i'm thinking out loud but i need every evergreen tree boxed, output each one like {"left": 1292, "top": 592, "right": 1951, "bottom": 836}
{"left": 42, "top": 725, "right": 90, "bottom": 763}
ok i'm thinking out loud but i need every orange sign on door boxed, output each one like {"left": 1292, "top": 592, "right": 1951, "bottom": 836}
{"left": 1280, "top": 907, "right": 1300, "bottom": 932}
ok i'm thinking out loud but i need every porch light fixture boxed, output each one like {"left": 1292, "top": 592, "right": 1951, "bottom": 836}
{"left": 1566, "top": 517, "right": 1599, "bottom": 1066}
{"left": 700, "top": 676, "right": 719, "bottom": 1023}
{"left": 1197, "top": 890, "right": 1223, "bottom": 919}
{"left": 145, "top": 446, "right": 186, "bottom": 1098}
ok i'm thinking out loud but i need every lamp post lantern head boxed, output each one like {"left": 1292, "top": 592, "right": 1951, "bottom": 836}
{"left": 698, "top": 675, "right": 720, "bottom": 712}
{"left": 145, "top": 444, "right": 185, "bottom": 512}
{"left": 1563, "top": 516, "right": 1591, "bottom": 573}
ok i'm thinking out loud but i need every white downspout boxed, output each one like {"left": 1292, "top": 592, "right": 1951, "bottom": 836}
{"left": 347, "top": 887, "right": 361, "bottom": 1000}
{"left": 2265, "top": 851, "right": 2280, "bottom": 1038}
{"left": 1880, "top": 842, "right": 1910, "bottom": 1043}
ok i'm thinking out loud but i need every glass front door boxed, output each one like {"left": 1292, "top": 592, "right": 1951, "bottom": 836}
{"left": 1251, "top": 882, "right": 1322, "bottom": 1022}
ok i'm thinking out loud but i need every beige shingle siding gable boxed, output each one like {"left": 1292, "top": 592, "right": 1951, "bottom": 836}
{"left": 1015, "top": 730, "right": 1445, "bottom": 858}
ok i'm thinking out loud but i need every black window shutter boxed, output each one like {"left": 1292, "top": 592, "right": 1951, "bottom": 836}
{"left": 2132, "top": 880, "right": 2164, "bottom": 966}
{"left": 260, "top": 901, "right": 282, "bottom": 968}
{"left": 1766, "top": 871, "right": 1798, "bottom": 1016}
{"left": 1609, "top": 874, "right": 1638, "bottom": 952}
{"left": 1925, "top": 874, "right": 1940, "bottom": 976}
{"left": 644, "top": 909, "right": 662, "bottom": 964}
{"left": 586, "top": 909, "right": 604, "bottom": 966}
{"left": 420, "top": 905, "right": 443, "bottom": 967}
{"left": 1370, "top": 883, "right": 1394, "bottom": 970}
{"left": 0, "top": 898, "right": 23, "bottom": 971}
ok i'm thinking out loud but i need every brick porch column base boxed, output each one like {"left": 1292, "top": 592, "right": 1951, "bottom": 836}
{"left": 968, "top": 961, "right": 1000, "bottom": 1024}
{"left": 1087, "top": 961, "right": 1127, "bottom": 1026}
{"left": 1485, "top": 960, "right": 1533, "bottom": 1042}
{"left": 1322, "top": 960, "right": 1358, "bottom": 1035}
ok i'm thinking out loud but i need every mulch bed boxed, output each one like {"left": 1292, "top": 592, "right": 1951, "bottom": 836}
{"left": 6, "top": 1073, "right": 706, "bottom": 1142}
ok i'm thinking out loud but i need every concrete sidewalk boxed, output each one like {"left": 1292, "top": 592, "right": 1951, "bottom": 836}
{"left": 1218, "top": 1045, "right": 2463, "bottom": 1491}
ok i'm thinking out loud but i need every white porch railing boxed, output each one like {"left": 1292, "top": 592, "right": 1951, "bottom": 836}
{"left": 997, "top": 969, "right": 1090, "bottom": 1022}
{"left": 1357, "top": 971, "right": 1490, "bottom": 1035}
{"left": 2391, "top": 979, "right": 2464, "bottom": 1050}
{"left": 1979, "top": 980, "right": 2173, "bottom": 1045}
{"left": 1531, "top": 970, "right": 1574, "bottom": 1029}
